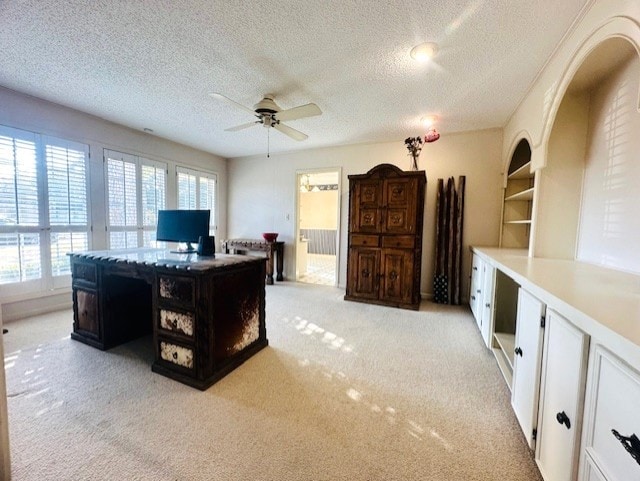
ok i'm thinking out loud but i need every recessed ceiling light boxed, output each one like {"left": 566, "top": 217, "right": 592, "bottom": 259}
{"left": 421, "top": 116, "right": 437, "bottom": 127}
{"left": 410, "top": 42, "right": 439, "bottom": 62}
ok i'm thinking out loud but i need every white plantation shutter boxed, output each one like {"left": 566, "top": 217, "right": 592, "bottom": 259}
{"left": 141, "top": 161, "right": 166, "bottom": 246}
{"left": 46, "top": 142, "right": 88, "bottom": 226}
{"left": 177, "top": 166, "right": 217, "bottom": 233}
{"left": 177, "top": 170, "right": 197, "bottom": 210}
{"left": 0, "top": 125, "right": 90, "bottom": 289}
{"left": 0, "top": 126, "right": 41, "bottom": 284}
{"left": 105, "top": 150, "right": 166, "bottom": 248}
{"left": 199, "top": 176, "right": 216, "bottom": 231}
{"left": 44, "top": 137, "right": 90, "bottom": 279}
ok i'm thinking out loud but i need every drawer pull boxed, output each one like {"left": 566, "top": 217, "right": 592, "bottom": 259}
{"left": 612, "top": 429, "right": 640, "bottom": 466}
{"left": 514, "top": 347, "right": 523, "bottom": 357}
{"left": 556, "top": 411, "right": 571, "bottom": 429}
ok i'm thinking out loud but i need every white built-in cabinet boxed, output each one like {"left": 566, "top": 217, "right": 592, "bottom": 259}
{"left": 537, "top": 310, "right": 590, "bottom": 481}
{"left": 511, "top": 289, "right": 545, "bottom": 449}
{"left": 468, "top": 254, "right": 495, "bottom": 348}
{"left": 469, "top": 255, "right": 482, "bottom": 323}
{"left": 467, "top": 248, "right": 640, "bottom": 481}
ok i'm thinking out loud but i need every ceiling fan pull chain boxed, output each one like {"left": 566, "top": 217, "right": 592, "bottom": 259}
{"left": 267, "top": 127, "right": 270, "bottom": 158}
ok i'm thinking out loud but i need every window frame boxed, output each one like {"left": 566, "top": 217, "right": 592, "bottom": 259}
{"left": 0, "top": 124, "right": 91, "bottom": 296}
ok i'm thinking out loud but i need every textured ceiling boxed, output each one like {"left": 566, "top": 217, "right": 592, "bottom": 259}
{"left": 0, "top": 0, "right": 590, "bottom": 159}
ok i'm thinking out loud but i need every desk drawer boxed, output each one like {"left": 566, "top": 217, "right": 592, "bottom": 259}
{"left": 159, "top": 339, "right": 194, "bottom": 370}
{"left": 351, "top": 234, "right": 379, "bottom": 247}
{"left": 583, "top": 346, "right": 640, "bottom": 481}
{"left": 159, "top": 308, "right": 194, "bottom": 338}
{"left": 73, "top": 262, "right": 97, "bottom": 284}
{"left": 381, "top": 236, "right": 415, "bottom": 249}
{"left": 159, "top": 275, "right": 195, "bottom": 306}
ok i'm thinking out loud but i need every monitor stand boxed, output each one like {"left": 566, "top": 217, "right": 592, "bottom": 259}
{"left": 170, "top": 242, "right": 197, "bottom": 254}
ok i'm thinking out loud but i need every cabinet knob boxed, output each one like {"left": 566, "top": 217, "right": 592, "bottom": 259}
{"left": 514, "top": 347, "right": 523, "bottom": 357}
{"left": 471, "top": 295, "right": 476, "bottom": 300}
{"left": 556, "top": 411, "right": 571, "bottom": 429}
{"left": 485, "top": 303, "right": 491, "bottom": 308}
{"left": 612, "top": 429, "right": 640, "bottom": 466}
{"left": 473, "top": 267, "right": 478, "bottom": 271}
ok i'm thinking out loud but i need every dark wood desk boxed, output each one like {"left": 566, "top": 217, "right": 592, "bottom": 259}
{"left": 222, "top": 239, "right": 284, "bottom": 285}
{"left": 68, "top": 248, "right": 267, "bottom": 390}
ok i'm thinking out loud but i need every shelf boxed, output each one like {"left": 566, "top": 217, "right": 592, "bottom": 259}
{"left": 494, "top": 332, "right": 515, "bottom": 369}
{"left": 493, "top": 332, "right": 516, "bottom": 390}
{"left": 492, "top": 347, "right": 514, "bottom": 390}
{"left": 504, "top": 220, "right": 532, "bottom": 225}
{"left": 508, "top": 161, "right": 533, "bottom": 180}
{"left": 505, "top": 187, "right": 534, "bottom": 202}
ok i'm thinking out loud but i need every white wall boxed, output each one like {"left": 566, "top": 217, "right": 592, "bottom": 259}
{"left": 0, "top": 87, "right": 228, "bottom": 320}
{"left": 228, "top": 128, "right": 503, "bottom": 299}
{"left": 577, "top": 55, "right": 640, "bottom": 271}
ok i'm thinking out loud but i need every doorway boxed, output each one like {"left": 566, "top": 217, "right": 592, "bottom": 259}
{"left": 296, "top": 169, "right": 341, "bottom": 286}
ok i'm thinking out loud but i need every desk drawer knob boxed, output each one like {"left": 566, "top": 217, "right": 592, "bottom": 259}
{"left": 612, "top": 429, "right": 640, "bottom": 466}
{"left": 556, "top": 411, "right": 571, "bottom": 429}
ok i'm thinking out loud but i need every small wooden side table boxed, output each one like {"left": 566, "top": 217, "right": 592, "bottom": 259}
{"left": 222, "top": 239, "right": 284, "bottom": 285}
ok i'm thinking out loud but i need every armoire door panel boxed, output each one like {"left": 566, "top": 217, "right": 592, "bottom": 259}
{"left": 380, "top": 249, "right": 413, "bottom": 304}
{"left": 347, "top": 248, "right": 380, "bottom": 300}
{"left": 357, "top": 208, "right": 381, "bottom": 232}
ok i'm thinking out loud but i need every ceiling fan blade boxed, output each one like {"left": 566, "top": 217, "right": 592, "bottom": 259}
{"left": 209, "top": 92, "right": 256, "bottom": 116}
{"left": 273, "top": 122, "right": 308, "bottom": 141}
{"left": 225, "top": 121, "right": 261, "bottom": 132}
{"left": 275, "top": 103, "right": 322, "bottom": 122}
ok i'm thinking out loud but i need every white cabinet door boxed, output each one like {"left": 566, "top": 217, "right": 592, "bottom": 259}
{"left": 536, "top": 309, "right": 589, "bottom": 481}
{"left": 469, "top": 254, "right": 482, "bottom": 325}
{"left": 480, "top": 263, "right": 495, "bottom": 348}
{"left": 580, "top": 346, "right": 640, "bottom": 481}
{"left": 511, "top": 288, "right": 545, "bottom": 448}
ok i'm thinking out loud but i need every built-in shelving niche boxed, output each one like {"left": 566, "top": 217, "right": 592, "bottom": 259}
{"left": 501, "top": 139, "right": 534, "bottom": 249}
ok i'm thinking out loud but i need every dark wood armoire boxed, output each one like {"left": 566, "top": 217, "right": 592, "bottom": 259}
{"left": 344, "top": 163, "right": 426, "bottom": 310}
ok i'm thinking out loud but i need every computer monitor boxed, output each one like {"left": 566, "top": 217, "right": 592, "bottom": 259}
{"left": 156, "top": 209, "right": 210, "bottom": 253}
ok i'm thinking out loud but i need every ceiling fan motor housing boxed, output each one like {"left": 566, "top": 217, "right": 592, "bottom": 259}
{"left": 254, "top": 96, "right": 279, "bottom": 114}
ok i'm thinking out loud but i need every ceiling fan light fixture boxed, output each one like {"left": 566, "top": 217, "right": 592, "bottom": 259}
{"left": 410, "top": 42, "right": 439, "bottom": 62}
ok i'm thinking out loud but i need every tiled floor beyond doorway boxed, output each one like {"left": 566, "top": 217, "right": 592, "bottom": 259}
{"left": 299, "top": 253, "right": 336, "bottom": 286}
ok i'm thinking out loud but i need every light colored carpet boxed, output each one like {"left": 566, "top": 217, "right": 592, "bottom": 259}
{"left": 3, "top": 283, "right": 542, "bottom": 480}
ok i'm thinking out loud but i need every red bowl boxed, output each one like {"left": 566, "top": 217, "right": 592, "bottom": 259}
{"left": 262, "top": 232, "right": 278, "bottom": 242}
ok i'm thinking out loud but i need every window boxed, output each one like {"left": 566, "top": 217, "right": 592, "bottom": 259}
{"left": 105, "top": 150, "right": 166, "bottom": 248}
{"left": 177, "top": 166, "right": 217, "bottom": 234}
{"left": 0, "top": 125, "right": 89, "bottom": 292}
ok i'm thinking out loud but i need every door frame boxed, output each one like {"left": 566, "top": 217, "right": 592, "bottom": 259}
{"left": 295, "top": 168, "right": 342, "bottom": 286}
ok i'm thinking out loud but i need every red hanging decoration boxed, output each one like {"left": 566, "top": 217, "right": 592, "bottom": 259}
{"left": 425, "top": 127, "right": 440, "bottom": 143}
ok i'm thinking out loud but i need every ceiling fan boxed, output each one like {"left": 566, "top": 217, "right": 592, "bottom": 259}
{"left": 210, "top": 93, "right": 322, "bottom": 141}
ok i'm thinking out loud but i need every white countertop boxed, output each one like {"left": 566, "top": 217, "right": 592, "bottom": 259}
{"left": 472, "top": 247, "right": 640, "bottom": 363}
